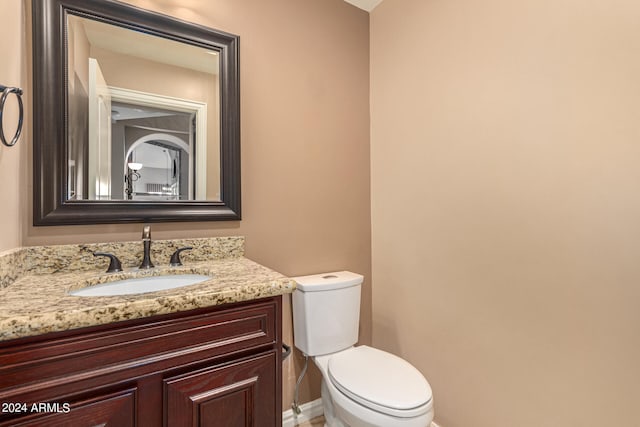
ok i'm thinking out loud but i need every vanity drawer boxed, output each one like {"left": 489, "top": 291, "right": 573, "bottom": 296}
{"left": 0, "top": 298, "right": 278, "bottom": 397}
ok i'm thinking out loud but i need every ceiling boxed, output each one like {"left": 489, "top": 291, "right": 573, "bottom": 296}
{"left": 344, "top": 0, "right": 384, "bottom": 12}
{"left": 73, "top": 15, "right": 219, "bottom": 75}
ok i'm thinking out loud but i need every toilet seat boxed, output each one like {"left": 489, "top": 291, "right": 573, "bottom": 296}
{"left": 327, "top": 346, "right": 433, "bottom": 418}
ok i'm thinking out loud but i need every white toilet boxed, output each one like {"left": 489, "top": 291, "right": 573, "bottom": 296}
{"left": 292, "top": 271, "right": 434, "bottom": 427}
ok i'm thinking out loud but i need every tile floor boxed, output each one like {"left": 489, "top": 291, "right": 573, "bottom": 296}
{"left": 297, "top": 415, "right": 325, "bottom": 426}
{"left": 297, "top": 417, "right": 437, "bottom": 427}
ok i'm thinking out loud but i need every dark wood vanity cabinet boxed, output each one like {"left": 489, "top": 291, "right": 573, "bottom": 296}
{"left": 0, "top": 297, "right": 283, "bottom": 427}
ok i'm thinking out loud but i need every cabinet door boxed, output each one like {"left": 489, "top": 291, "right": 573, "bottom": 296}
{"left": 164, "top": 350, "right": 277, "bottom": 427}
{"left": 6, "top": 388, "right": 136, "bottom": 427}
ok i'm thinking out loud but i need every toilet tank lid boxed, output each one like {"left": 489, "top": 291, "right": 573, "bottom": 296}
{"left": 292, "top": 271, "right": 363, "bottom": 292}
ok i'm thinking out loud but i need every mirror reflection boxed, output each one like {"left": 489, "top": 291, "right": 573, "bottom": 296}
{"left": 66, "top": 14, "right": 221, "bottom": 202}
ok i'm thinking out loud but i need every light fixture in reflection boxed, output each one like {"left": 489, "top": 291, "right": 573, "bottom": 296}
{"left": 127, "top": 162, "right": 143, "bottom": 181}
{"left": 127, "top": 162, "right": 143, "bottom": 171}
{"left": 125, "top": 162, "right": 143, "bottom": 200}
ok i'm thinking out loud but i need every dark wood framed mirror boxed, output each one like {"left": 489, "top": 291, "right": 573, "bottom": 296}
{"left": 33, "top": 0, "right": 240, "bottom": 225}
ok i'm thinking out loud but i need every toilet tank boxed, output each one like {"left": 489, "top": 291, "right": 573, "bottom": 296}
{"left": 292, "top": 271, "right": 364, "bottom": 356}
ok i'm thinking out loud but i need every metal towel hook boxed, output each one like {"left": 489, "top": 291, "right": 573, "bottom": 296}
{"left": 0, "top": 84, "right": 24, "bottom": 147}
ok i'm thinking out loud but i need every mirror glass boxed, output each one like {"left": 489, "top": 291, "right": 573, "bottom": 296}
{"left": 66, "top": 14, "right": 220, "bottom": 202}
{"left": 32, "top": 0, "right": 240, "bottom": 225}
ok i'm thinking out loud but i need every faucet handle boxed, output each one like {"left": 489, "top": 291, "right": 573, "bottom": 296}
{"left": 94, "top": 252, "right": 123, "bottom": 273}
{"left": 169, "top": 247, "right": 193, "bottom": 266}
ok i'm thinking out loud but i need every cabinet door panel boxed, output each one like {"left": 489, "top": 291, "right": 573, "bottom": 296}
{"left": 164, "top": 351, "right": 277, "bottom": 427}
{"left": 6, "top": 388, "right": 136, "bottom": 427}
{"left": 197, "top": 377, "right": 257, "bottom": 427}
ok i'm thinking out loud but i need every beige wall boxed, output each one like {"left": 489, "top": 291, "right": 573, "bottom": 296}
{"left": 371, "top": 0, "right": 640, "bottom": 426}
{"left": 0, "top": 0, "right": 26, "bottom": 252}
{"left": 8, "top": 0, "right": 370, "bottom": 411}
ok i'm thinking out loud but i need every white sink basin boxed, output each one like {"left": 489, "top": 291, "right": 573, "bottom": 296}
{"left": 69, "top": 274, "right": 211, "bottom": 297}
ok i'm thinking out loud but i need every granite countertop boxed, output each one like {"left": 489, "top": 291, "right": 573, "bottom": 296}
{"left": 0, "top": 237, "right": 296, "bottom": 342}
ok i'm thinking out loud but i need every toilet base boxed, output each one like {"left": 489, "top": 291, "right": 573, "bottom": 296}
{"left": 321, "top": 377, "right": 347, "bottom": 427}
{"left": 320, "top": 377, "right": 433, "bottom": 427}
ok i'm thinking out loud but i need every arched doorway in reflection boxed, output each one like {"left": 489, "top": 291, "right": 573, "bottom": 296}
{"left": 124, "top": 133, "right": 191, "bottom": 201}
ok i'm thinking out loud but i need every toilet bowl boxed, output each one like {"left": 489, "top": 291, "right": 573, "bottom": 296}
{"left": 314, "top": 346, "right": 434, "bottom": 427}
{"left": 292, "top": 271, "right": 434, "bottom": 427}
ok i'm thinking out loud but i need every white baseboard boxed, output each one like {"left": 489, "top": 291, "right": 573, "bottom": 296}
{"left": 282, "top": 399, "right": 439, "bottom": 427}
{"left": 282, "top": 398, "right": 324, "bottom": 427}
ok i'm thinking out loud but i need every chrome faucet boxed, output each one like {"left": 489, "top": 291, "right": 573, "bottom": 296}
{"left": 139, "top": 225, "right": 154, "bottom": 269}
